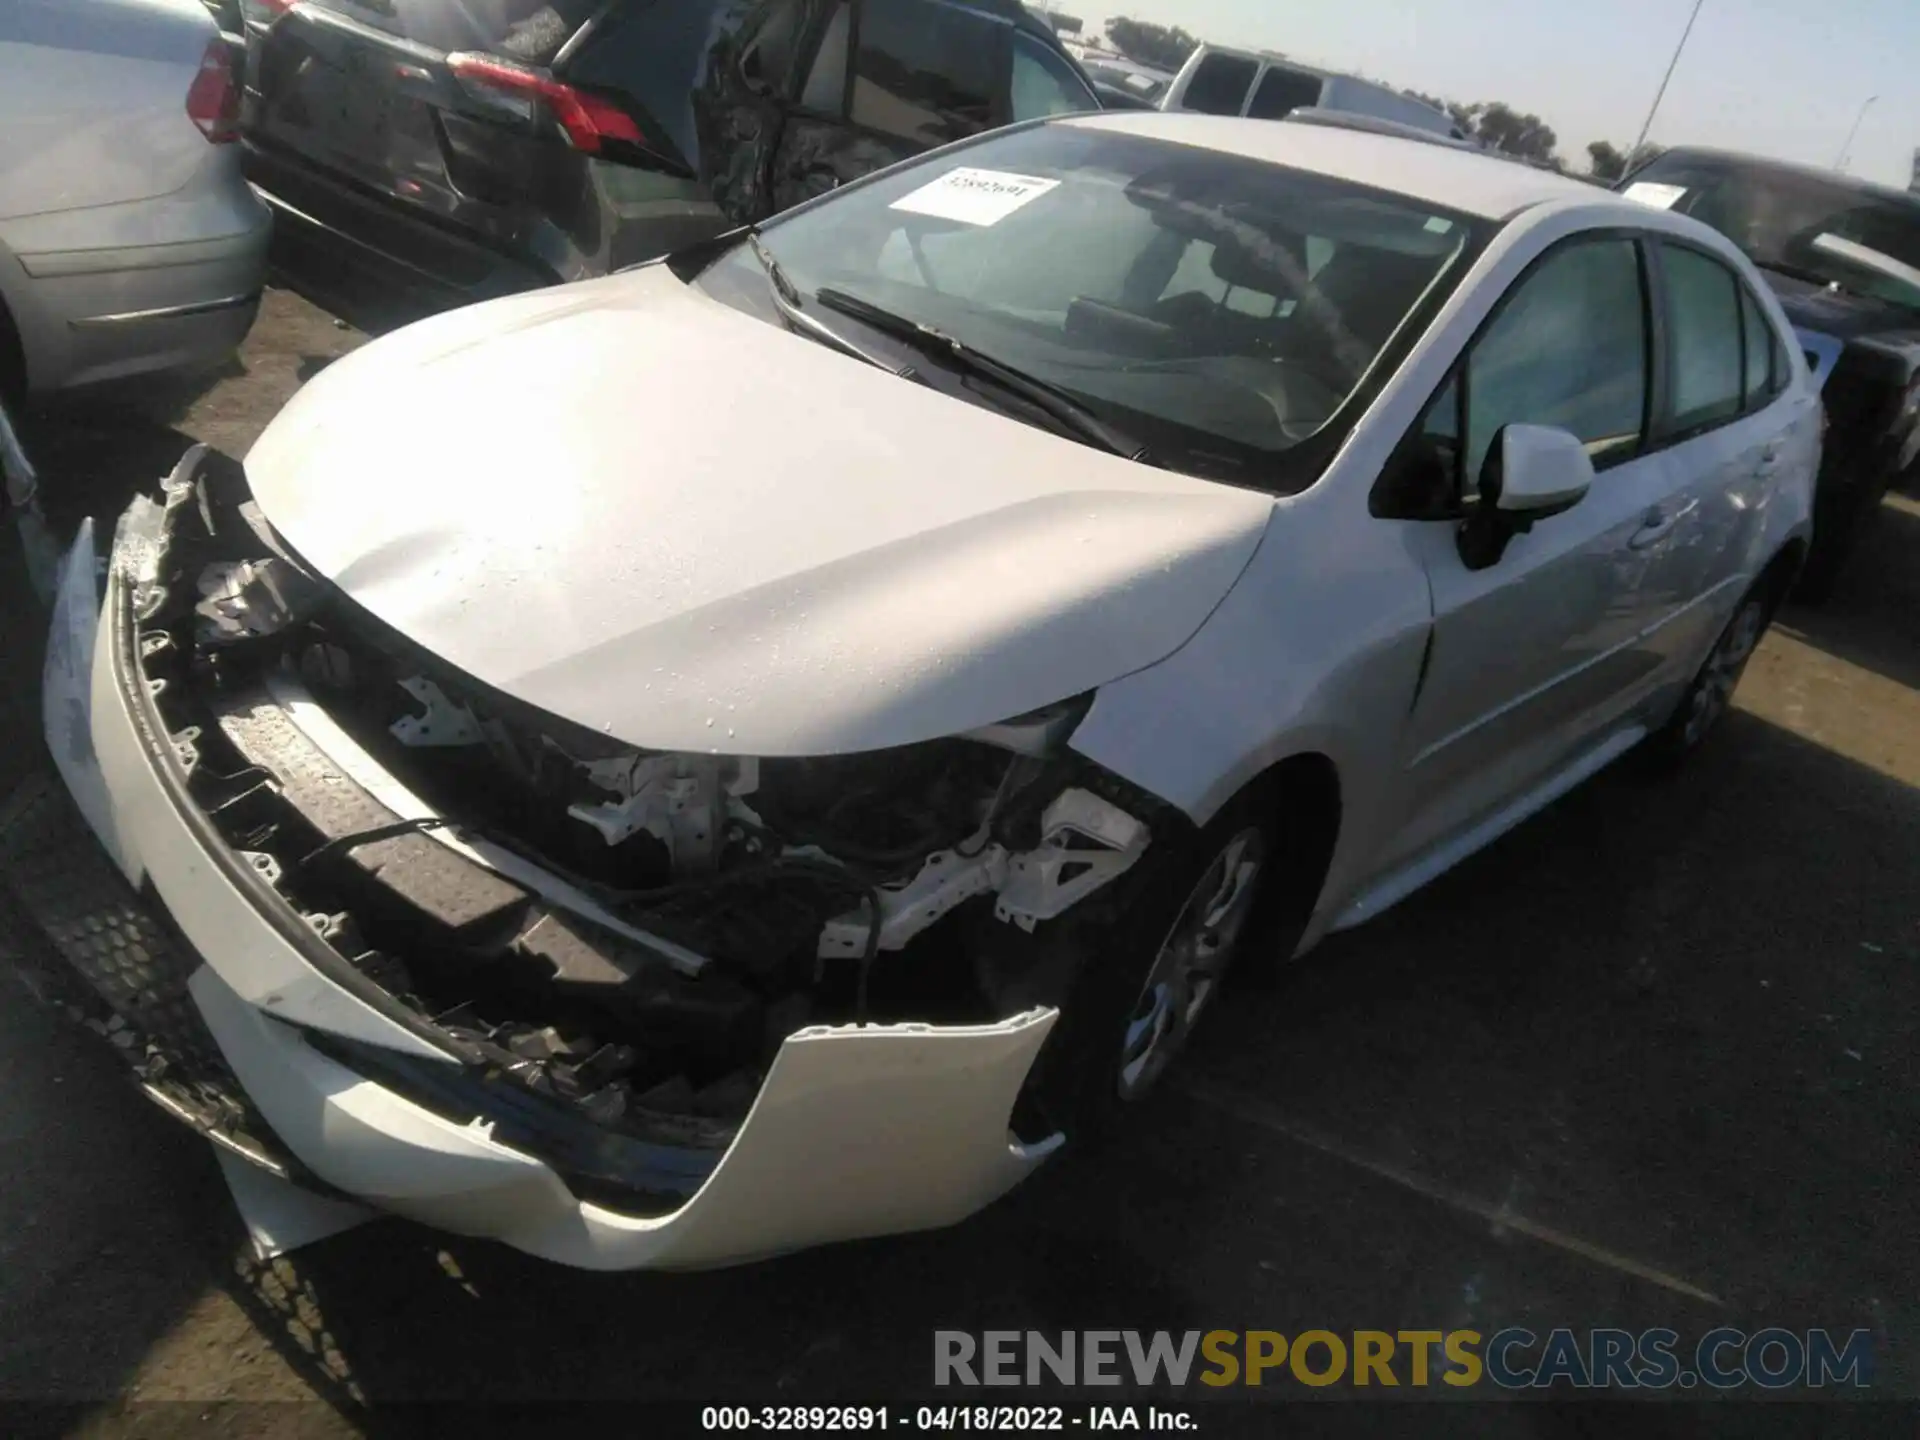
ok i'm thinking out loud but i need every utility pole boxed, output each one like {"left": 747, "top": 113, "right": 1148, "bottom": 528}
{"left": 1835, "top": 95, "right": 1879, "bottom": 173}
{"left": 1631, "top": 0, "right": 1707, "bottom": 160}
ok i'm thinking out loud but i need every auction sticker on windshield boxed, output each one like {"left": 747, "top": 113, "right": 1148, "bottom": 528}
{"left": 1622, "top": 181, "right": 1688, "bottom": 210}
{"left": 890, "top": 168, "right": 1062, "bottom": 226}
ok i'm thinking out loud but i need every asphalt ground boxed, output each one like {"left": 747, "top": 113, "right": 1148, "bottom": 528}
{"left": 0, "top": 285, "right": 1915, "bottom": 1434}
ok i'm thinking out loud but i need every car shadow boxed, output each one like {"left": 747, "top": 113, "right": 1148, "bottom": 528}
{"left": 1198, "top": 701, "right": 1917, "bottom": 1378}
{"left": 266, "top": 250, "right": 440, "bottom": 341}
{"left": 1774, "top": 490, "right": 1920, "bottom": 694}
{"left": 11, "top": 399, "right": 204, "bottom": 538}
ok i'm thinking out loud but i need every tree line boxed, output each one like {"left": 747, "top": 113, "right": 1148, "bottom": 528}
{"left": 1098, "top": 19, "right": 1661, "bottom": 180}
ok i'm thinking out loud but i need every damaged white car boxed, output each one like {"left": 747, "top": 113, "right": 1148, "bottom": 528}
{"left": 3, "top": 113, "right": 1821, "bottom": 1270}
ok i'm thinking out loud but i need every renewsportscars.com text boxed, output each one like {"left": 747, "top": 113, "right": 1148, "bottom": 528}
{"left": 934, "top": 1328, "right": 1873, "bottom": 1391}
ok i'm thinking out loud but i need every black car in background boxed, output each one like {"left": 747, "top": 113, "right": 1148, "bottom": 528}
{"left": 238, "top": 0, "right": 1100, "bottom": 322}
{"left": 1619, "top": 148, "right": 1920, "bottom": 597}
{"left": 199, "top": 0, "right": 242, "bottom": 35}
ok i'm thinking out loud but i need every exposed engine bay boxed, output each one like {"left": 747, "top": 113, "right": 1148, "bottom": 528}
{"left": 116, "top": 455, "right": 1158, "bottom": 1200}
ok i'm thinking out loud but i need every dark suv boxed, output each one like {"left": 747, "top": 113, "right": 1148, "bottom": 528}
{"left": 1619, "top": 148, "right": 1920, "bottom": 597}
{"left": 239, "top": 0, "right": 1099, "bottom": 321}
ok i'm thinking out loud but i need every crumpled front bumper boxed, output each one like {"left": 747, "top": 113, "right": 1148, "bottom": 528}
{"left": 18, "top": 505, "right": 1062, "bottom": 1271}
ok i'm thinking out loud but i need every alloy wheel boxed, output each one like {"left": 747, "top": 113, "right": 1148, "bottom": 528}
{"left": 1683, "top": 598, "right": 1767, "bottom": 747}
{"left": 1117, "top": 827, "right": 1267, "bottom": 1101}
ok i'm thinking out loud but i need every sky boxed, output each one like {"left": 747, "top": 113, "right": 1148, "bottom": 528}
{"left": 1087, "top": 0, "right": 1920, "bottom": 188}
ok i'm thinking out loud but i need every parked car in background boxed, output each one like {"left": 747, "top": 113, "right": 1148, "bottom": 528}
{"left": 1076, "top": 54, "right": 1176, "bottom": 111}
{"left": 0, "top": 0, "right": 269, "bottom": 397}
{"left": 241, "top": 0, "right": 1101, "bottom": 319}
{"left": 9, "top": 115, "right": 1817, "bottom": 1270}
{"left": 1160, "top": 44, "right": 1466, "bottom": 141}
{"left": 198, "top": 0, "right": 242, "bottom": 38}
{"left": 1620, "top": 147, "right": 1920, "bottom": 596}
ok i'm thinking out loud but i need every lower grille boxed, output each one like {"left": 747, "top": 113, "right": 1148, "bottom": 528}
{"left": 0, "top": 764, "right": 297, "bottom": 1177}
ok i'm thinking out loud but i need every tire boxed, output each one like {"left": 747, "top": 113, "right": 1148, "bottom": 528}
{"left": 1018, "top": 783, "right": 1287, "bottom": 1143}
{"left": 1643, "top": 581, "right": 1777, "bottom": 766}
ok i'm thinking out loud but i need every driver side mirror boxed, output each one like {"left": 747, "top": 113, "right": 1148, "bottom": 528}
{"left": 1457, "top": 423, "right": 1594, "bottom": 571}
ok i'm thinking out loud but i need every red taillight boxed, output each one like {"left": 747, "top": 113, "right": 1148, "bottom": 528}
{"left": 446, "top": 52, "right": 643, "bottom": 155}
{"left": 254, "top": 0, "right": 299, "bottom": 15}
{"left": 185, "top": 38, "right": 240, "bottom": 144}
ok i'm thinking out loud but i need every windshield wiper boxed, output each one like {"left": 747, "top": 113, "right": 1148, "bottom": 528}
{"left": 745, "top": 233, "right": 909, "bottom": 376}
{"left": 812, "top": 287, "right": 1155, "bottom": 464}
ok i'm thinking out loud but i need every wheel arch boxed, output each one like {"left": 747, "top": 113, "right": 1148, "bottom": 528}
{"left": 1237, "top": 749, "right": 1344, "bottom": 943}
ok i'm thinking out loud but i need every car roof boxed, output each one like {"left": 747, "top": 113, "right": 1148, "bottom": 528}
{"left": 1644, "top": 147, "right": 1920, "bottom": 210}
{"left": 1058, "top": 112, "right": 1610, "bottom": 221}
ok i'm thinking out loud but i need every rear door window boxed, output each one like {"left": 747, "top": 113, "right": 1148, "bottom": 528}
{"left": 565, "top": 0, "right": 717, "bottom": 164}
{"left": 799, "top": 2, "right": 852, "bottom": 113}
{"left": 1009, "top": 31, "right": 1099, "bottom": 121}
{"left": 1180, "top": 53, "right": 1258, "bottom": 115}
{"left": 850, "top": 0, "right": 1005, "bottom": 146}
{"left": 738, "top": 0, "right": 811, "bottom": 97}
{"left": 1659, "top": 243, "right": 1745, "bottom": 434}
{"left": 1245, "top": 66, "right": 1322, "bottom": 121}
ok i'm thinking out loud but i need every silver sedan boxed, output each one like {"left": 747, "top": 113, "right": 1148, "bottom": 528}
{"left": 0, "top": 0, "right": 270, "bottom": 398}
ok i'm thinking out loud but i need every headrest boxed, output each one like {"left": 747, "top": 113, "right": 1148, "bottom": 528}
{"left": 1209, "top": 234, "right": 1300, "bottom": 294}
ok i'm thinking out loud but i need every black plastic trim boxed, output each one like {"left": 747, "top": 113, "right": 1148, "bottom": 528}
{"left": 108, "top": 563, "right": 476, "bottom": 1064}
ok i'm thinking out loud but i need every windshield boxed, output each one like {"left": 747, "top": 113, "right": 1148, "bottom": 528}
{"left": 700, "top": 124, "right": 1482, "bottom": 487}
{"left": 1627, "top": 155, "right": 1920, "bottom": 313}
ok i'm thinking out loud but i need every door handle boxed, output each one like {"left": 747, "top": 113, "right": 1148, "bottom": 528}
{"left": 1754, "top": 440, "right": 1785, "bottom": 476}
{"left": 1629, "top": 508, "right": 1679, "bottom": 550}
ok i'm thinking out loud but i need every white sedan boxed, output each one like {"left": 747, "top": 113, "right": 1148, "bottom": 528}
{"left": 4, "top": 113, "right": 1817, "bottom": 1269}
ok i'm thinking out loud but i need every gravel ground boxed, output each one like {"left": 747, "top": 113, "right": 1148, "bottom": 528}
{"left": 0, "top": 286, "right": 1915, "bottom": 1431}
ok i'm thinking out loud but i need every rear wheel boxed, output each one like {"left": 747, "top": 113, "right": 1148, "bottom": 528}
{"left": 1644, "top": 582, "right": 1775, "bottom": 765}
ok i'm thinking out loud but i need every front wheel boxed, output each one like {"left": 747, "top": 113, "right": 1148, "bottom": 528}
{"left": 1116, "top": 825, "right": 1268, "bottom": 1101}
{"left": 1019, "top": 788, "right": 1282, "bottom": 1141}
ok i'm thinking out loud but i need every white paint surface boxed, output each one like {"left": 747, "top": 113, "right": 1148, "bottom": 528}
{"left": 192, "top": 964, "right": 1061, "bottom": 1272}
{"left": 216, "top": 1150, "right": 373, "bottom": 1261}
{"left": 244, "top": 266, "right": 1272, "bottom": 757}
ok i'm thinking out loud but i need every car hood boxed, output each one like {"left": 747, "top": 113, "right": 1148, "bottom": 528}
{"left": 245, "top": 266, "right": 1273, "bottom": 757}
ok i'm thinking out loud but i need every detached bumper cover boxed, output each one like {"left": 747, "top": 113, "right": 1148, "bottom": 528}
{"left": 10, "top": 511, "right": 1062, "bottom": 1271}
